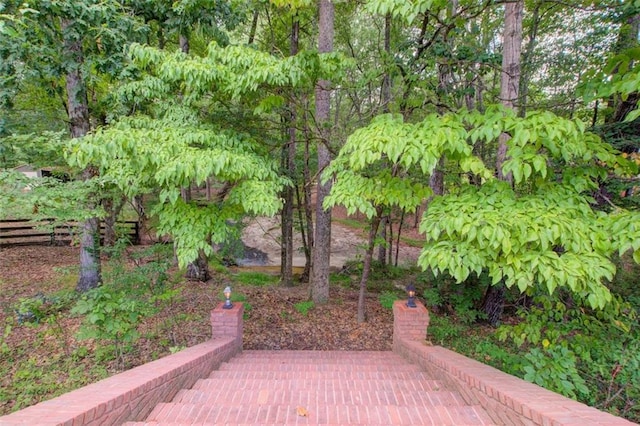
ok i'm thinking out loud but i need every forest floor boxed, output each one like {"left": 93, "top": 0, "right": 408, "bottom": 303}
{"left": 0, "top": 215, "right": 425, "bottom": 415}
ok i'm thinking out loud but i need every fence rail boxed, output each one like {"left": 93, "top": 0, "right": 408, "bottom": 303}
{"left": 0, "top": 218, "right": 140, "bottom": 246}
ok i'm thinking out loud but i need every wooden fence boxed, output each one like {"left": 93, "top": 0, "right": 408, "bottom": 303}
{"left": 0, "top": 219, "right": 140, "bottom": 247}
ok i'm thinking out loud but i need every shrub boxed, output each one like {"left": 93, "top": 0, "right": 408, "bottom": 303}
{"left": 378, "top": 291, "right": 399, "bottom": 310}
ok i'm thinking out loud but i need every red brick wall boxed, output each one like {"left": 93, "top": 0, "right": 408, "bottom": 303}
{"left": 0, "top": 303, "right": 245, "bottom": 426}
{"left": 392, "top": 301, "right": 635, "bottom": 426}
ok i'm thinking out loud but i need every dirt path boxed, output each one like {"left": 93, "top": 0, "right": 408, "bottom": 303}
{"left": 241, "top": 216, "right": 422, "bottom": 269}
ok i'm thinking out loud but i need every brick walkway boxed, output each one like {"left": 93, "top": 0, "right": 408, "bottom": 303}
{"left": 123, "top": 350, "right": 495, "bottom": 425}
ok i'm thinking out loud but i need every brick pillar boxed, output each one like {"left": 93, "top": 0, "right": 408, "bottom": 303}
{"left": 211, "top": 302, "right": 244, "bottom": 344}
{"left": 393, "top": 300, "right": 429, "bottom": 347}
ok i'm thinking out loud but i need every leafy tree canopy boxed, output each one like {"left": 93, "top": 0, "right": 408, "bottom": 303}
{"left": 327, "top": 105, "right": 638, "bottom": 309}
{"left": 67, "top": 39, "right": 351, "bottom": 267}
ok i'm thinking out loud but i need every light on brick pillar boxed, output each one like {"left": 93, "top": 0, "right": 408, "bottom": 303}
{"left": 211, "top": 302, "right": 244, "bottom": 344}
{"left": 393, "top": 300, "right": 429, "bottom": 348}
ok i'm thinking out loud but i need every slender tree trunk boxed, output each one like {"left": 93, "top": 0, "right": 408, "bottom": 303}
{"left": 178, "top": 30, "right": 210, "bottom": 281}
{"left": 377, "top": 216, "right": 387, "bottom": 264}
{"left": 248, "top": 9, "right": 259, "bottom": 45}
{"left": 496, "top": 0, "right": 522, "bottom": 182}
{"left": 376, "top": 14, "right": 392, "bottom": 265}
{"left": 62, "top": 18, "right": 100, "bottom": 292}
{"left": 179, "top": 34, "right": 189, "bottom": 53}
{"left": 381, "top": 13, "right": 392, "bottom": 113}
{"left": 281, "top": 16, "right": 299, "bottom": 287}
{"left": 311, "top": 0, "right": 334, "bottom": 304}
{"left": 301, "top": 104, "right": 314, "bottom": 283}
{"left": 518, "top": 2, "right": 541, "bottom": 117}
{"left": 358, "top": 210, "right": 382, "bottom": 323}
{"left": 394, "top": 209, "right": 405, "bottom": 267}
{"left": 102, "top": 196, "right": 125, "bottom": 248}
{"left": 386, "top": 218, "right": 393, "bottom": 265}
{"left": 484, "top": 0, "right": 523, "bottom": 325}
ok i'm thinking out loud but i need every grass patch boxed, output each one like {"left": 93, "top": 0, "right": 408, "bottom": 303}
{"left": 294, "top": 300, "right": 315, "bottom": 316}
{"left": 233, "top": 271, "right": 279, "bottom": 286}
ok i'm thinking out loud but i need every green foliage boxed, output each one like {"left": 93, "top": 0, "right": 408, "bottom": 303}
{"left": 581, "top": 46, "right": 640, "bottom": 121}
{"left": 233, "top": 271, "right": 279, "bottom": 286}
{"left": 522, "top": 347, "right": 589, "bottom": 400}
{"left": 294, "top": 300, "right": 315, "bottom": 316}
{"left": 331, "top": 105, "right": 638, "bottom": 310}
{"left": 64, "top": 33, "right": 349, "bottom": 268}
{"left": 72, "top": 287, "right": 150, "bottom": 367}
{"left": 497, "top": 293, "right": 640, "bottom": 417}
{"left": 14, "top": 290, "right": 75, "bottom": 325}
{"left": 2, "top": 352, "right": 109, "bottom": 413}
{"left": 417, "top": 270, "right": 487, "bottom": 324}
{"left": 378, "top": 290, "right": 399, "bottom": 310}
{"left": 0, "top": 131, "right": 68, "bottom": 168}
{"left": 0, "top": 317, "right": 12, "bottom": 357}
{"left": 71, "top": 243, "right": 176, "bottom": 368}
{"left": 427, "top": 315, "right": 469, "bottom": 346}
{"left": 420, "top": 181, "right": 618, "bottom": 308}
{"left": 365, "top": 0, "right": 448, "bottom": 24}
{"left": 0, "top": 170, "right": 102, "bottom": 222}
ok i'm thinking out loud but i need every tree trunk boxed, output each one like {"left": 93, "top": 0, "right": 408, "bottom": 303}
{"left": 394, "top": 209, "right": 405, "bottom": 267}
{"left": 102, "top": 196, "right": 125, "bottom": 248}
{"left": 301, "top": 110, "right": 314, "bottom": 283}
{"left": 248, "top": 9, "right": 259, "bottom": 45}
{"left": 376, "top": 14, "right": 390, "bottom": 265}
{"left": 518, "top": 2, "right": 542, "bottom": 117}
{"left": 482, "top": 283, "right": 506, "bottom": 326}
{"left": 377, "top": 216, "right": 387, "bottom": 264}
{"left": 178, "top": 31, "right": 210, "bottom": 281}
{"left": 185, "top": 250, "right": 210, "bottom": 281}
{"left": 179, "top": 34, "right": 189, "bottom": 53}
{"left": 62, "top": 18, "right": 100, "bottom": 292}
{"left": 485, "top": 0, "right": 523, "bottom": 322}
{"left": 310, "top": 0, "right": 334, "bottom": 304}
{"left": 281, "top": 16, "right": 299, "bottom": 287}
{"left": 358, "top": 210, "right": 382, "bottom": 323}
{"left": 496, "top": 0, "right": 522, "bottom": 182}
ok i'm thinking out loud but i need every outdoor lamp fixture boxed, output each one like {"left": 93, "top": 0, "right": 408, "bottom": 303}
{"left": 223, "top": 286, "right": 233, "bottom": 309}
{"left": 406, "top": 284, "right": 417, "bottom": 308}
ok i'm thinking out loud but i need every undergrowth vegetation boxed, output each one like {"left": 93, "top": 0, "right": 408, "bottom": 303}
{"left": 419, "top": 258, "right": 640, "bottom": 422}
{"left": 1, "top": 245, "right": 639, "bottom": 422}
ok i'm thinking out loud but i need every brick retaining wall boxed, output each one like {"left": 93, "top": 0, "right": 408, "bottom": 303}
{"left": 0, "top": 303, "right": 244, "bottom": 426}
{"left": 392, "top": 300, "right": 635, "bottom": 426}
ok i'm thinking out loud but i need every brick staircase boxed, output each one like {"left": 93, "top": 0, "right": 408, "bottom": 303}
{"left": 2, "top": 302, "right": 633, "bottom": 425}
{"left": 124, "top": 350, "right": 495, "bottom": 425}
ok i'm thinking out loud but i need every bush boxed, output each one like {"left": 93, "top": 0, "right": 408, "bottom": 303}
{"left": 497, "top": 293, "right": 640, "bottom": 420}
{"left": 378, "top": 291, "right": 399, "bottom": 310}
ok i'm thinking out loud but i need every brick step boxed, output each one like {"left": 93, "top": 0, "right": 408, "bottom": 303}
{"left": 173, "top": 388, "right": 467, "bottom": 407}
{"left": 209, "top": 369, "right": 435, "bottom": 381}
{"left": 192, "top": 377, "right": 444, "bottom": 392}
{"left": 233, "top": 350, "right": 409, "bottom": 363}
{"left": 136, "top": 402, "right": 496, "bottom": 425}
{"left": 218, "top": 362, "right": 421, "bottom": 372}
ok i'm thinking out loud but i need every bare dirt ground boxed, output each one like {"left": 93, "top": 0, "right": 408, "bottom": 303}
{"left": 241, "top": 212, "right": 423, "bottom": 268}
